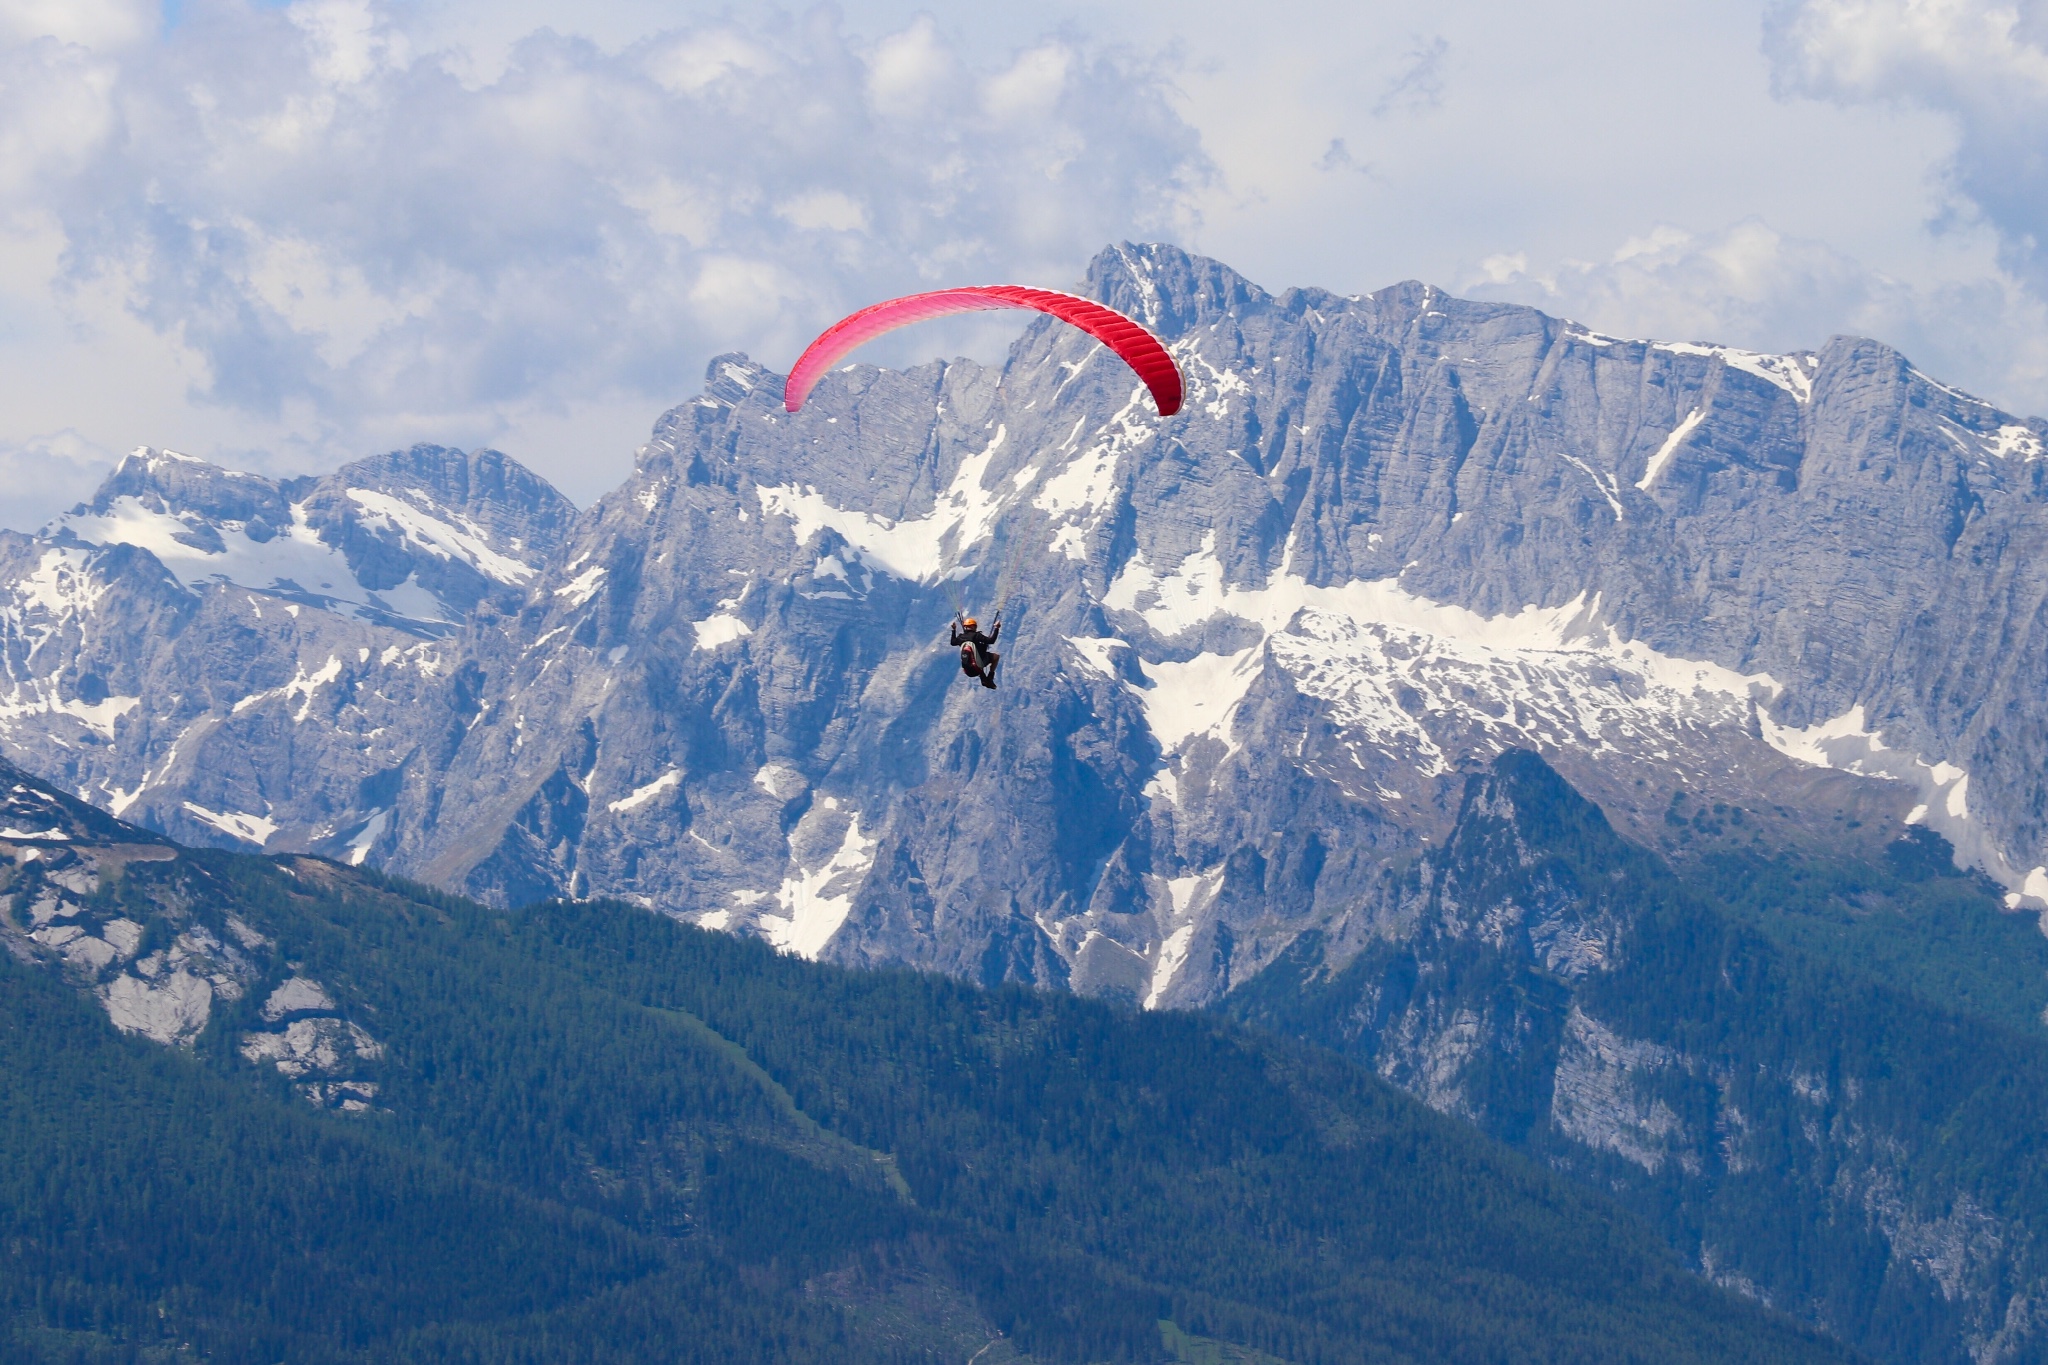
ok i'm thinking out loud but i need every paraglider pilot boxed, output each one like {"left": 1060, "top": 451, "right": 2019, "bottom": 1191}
{"left": 951, "top": 611, "right": 1001, "bottom": 689}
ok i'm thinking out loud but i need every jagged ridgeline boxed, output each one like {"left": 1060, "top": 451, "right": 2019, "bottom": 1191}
{"left": 0, "top": 762, "right": 1844, "bottom": 1365}
{"left": 8, "top": 242, "right": 2048, "bottom": 1363}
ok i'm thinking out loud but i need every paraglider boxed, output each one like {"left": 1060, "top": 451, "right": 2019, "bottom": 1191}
{"left": 786, "top": 286, "right": 1183, "bottom": 697}
{"left": 783, "top": 285, "right": 1183, "bottom": 417}
{"left": 951, "top": 611, "right": 1001, "bottom": 689}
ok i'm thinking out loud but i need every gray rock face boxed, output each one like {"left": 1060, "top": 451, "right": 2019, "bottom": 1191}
{"left": 386, "top": 243, "right": 2048, "bottom": 1006}
{"left": 1225, "top": 749, "right": 2048, "bottom": 1364}
{"left": 1, "top": 443, "right": 572, "bottom": 859}
{"left": 47, "top": 442, "right": 573, "bottom": 633}
{"left": 6, "top": 244, "right": 2048, "bottom": 986}
{"left": 0, "top": 758, "right": 382, "bottom": 1108}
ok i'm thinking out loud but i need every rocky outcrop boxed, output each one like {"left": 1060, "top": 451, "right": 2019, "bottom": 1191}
{"left": 1226, "top": 748, "right": 2048, "bottom": 1365}
{"left": 0, "top": 759, "right": 383, "bottom": 1109}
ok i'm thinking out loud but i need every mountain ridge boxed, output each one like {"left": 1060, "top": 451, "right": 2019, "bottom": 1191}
{"left": 0, "top": 754, "right": 1851, "bottom": 1364}
{"left": 8, "top": 243, "right": 2048, "bottom": 1360}
{"left": 6, "top": 242, "right": 2048, "bottom": 960}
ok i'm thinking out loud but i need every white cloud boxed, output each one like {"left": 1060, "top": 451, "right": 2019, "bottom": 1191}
{"left": 0, "top": 0, "right": 151, "bottom": 49}
{"left": 1767, "top": 0, "right": 2048, "bottom": 292}
{"left": 0, "top": 2, "right": 1204, "bottom": 524}
{"left": 5, "top": 0, "right": 2048, "bottom": 528}
{"left": 776, "top": 190, "right": 869, "bottom": 235}
{"left": 866, "top": 15, "right": 958, "bottom": 119}
{"left": 1465, "top": 218, "right": 2048, "bottom": 415}
{"left": 983, "top": 43, "right": 1073, "bottom": 122}
{"left": 0, "top": 429, "right": 115, "bottom": 534}
{"left": 1469, "top": 219, "right": 1907, "bottom": 348}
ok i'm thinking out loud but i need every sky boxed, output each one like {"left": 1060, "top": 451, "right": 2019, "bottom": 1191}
{"left": 3, "top": 0, "right": 2046, "bottom": 528}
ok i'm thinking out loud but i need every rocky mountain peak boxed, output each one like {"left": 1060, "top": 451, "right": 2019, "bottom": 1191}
{"left": 8, "top": 241, "right": 2048, "bottom": 936}
{"left": 701, "top": 352, "right": 782, "bottom": 410}
{"left": 64, "top": 447, "right": 292, "bottom": 545}
{"left": 1083, "top": 240, "right": 1267, "bottom": 335}
{"left": 41, "top": 442, "right": 572, "bottom": 635}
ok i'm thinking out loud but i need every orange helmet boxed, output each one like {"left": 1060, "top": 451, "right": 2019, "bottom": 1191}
{"left": 962, "top": 616, "right": 978, "bottom": 628}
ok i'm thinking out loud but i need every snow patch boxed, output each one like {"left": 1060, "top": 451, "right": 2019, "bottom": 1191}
{"left": 1145, "top": 925, "right": 1196, "bottom": 1009}
{"left": 285, "top": 655, "right": 342, "bottom": 723}
{"left": 1105, "top": 539, "right": 1786, "bottom": 785}
{"left": 1909, "top": 367, "right": 1992, "bottom": 407}
{"left": 1064, "top": 636, "right": 1128, "bottom": 679}
{"left": 609, "top": 770, "right": 681, "bottom": 814}
{"left": 753, "top": 763, "right": 805, "bottom": 800}
{"left": 0, "top": 686, "right": 140, "bottom": 739}
{"left": 345, "top": 488, "right": 535, "bottom": 584}
{"left": 1173, "top": 345, "right": 1250, "bottom": 421}
{"left": 1135, "top": 646, "right": 1264, "bottom": 752}
{"left": 1985, "top": 424, "right": 2045, "bottom": 462}
{"left": 1559, "top": 452, "right": 1625, "bottom": 519}
{"left": 1035, "top": 387, "right": 1156, "bottom": 551}
{"left": 1655, "top": 343, "right": 1813, "bottom": 402}
{"left": 1758, "top": 707, "right": 2041, "bottom": 898}
{"left": 555, "top": 565, "right": 607, "bottom": 607}
{"left": 181, "top": 803, "right": 278, "bottom": 847}
{"left": 761, "top": 810, "right": 877, "bottom": 960}
{"left": 692, "top": 606, "right": 753, "bottom": 649}
{"left": 52, "top": 493, "right": 460, "bottom": 628}
{"left": 1638, "top": 408, "right": 1705, "bottom": 490}
{"left": 756, "top": 427, "right": 1011, "bottom": 581}
{"left": 344, "top": 809, "right": 389, "bottom": 866}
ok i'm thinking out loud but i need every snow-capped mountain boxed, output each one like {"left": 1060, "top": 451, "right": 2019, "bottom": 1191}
{"left": 9, "top": 243, "right": 2048, "bottom": 1360}
{"left": 2, "top": 443, "right": 571, "bottom": 853}
{"left": 7, "top": 246, "right": 2048, "bottom": 974}
{"left": 47, "top": 443, "right": 573, "bottom": 633}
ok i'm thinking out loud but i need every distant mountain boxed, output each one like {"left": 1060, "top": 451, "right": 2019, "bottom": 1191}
{"left": 46, "top": 442, "right": 574, "bottom": 633}
{"left": 1, "top": 442, "right": 572, "bottom": 854}
{"left": 5, "top": 242, "right": 2048, "bottom": 1360}
{"left": 0, "top": 758, "right": 1844, "bottom": 1363}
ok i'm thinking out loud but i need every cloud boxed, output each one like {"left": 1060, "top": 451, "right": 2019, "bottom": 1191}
{"left": 0, "top": 429, "right": 116, "bottom": 534}
{"left": 6, "top": 0, "right": 2048, "bottom": 528}
{"left": 1467, "top": 219, "right": 1908, "bottom": 347}
{"left": 1766, "top": 0, "right": 2048, "bottom": 290}
{"left": 1372, "top": 35, "right": 1448, "bottom": 118}
{"left": 0, "top": 0, "right": 152, "bottom": 49}
{"left": 0, "top": 1, "right": 1206, "bottom": 518}
{"left": 1464, "top": 217, "right": 2048, "bottom": 415}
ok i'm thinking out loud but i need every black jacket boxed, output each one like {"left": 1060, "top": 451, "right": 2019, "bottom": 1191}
{"left": 951, "top": 619, "right": 999, "bottom": 651}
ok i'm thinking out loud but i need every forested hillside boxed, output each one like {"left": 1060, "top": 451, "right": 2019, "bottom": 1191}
{"left": 0, "top": 764, "right": 1848, "bottom": 1363}
{"left": 1227, "top": 751, "right": 2048, "bottom": 1364}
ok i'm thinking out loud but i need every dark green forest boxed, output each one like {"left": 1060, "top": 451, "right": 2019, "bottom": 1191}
{"left": 1226, "top": 751, "right": 2048, "bottom": 1365}
{"left": 0, "top": 826, "right": 1851, "bottom": 1363}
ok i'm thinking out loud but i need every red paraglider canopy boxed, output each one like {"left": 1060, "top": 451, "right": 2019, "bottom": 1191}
{"left": 784, "top": 285, "right": 1182, "bottom": 417}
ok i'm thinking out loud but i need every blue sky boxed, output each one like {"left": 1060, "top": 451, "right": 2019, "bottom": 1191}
{"left": 2, "top": 0, "right": 2044, "bottom": 526}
